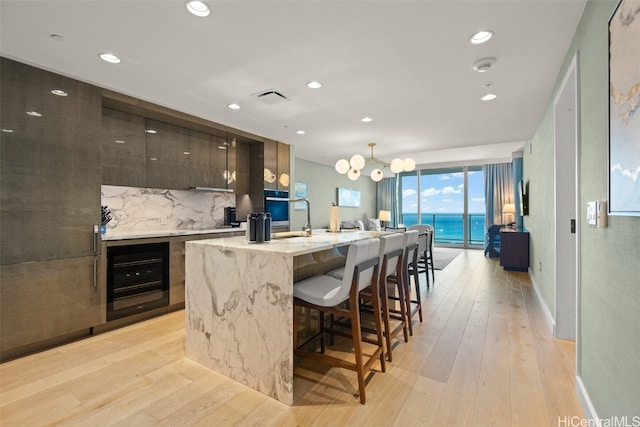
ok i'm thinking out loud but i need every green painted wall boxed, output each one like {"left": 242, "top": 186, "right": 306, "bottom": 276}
{"left": 524, "top": 0, "right": 640, "bottom": 418}
{"left": 289, "top": 158, "right": 377, "bottom": 232}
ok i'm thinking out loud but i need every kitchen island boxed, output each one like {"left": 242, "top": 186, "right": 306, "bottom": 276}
{"left": 184, "top": 229, "right": 386, "bottom": 405}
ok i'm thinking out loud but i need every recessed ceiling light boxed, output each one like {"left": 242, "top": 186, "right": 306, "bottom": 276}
{"left": 183, "top": 151, "right": 191, "bottom": 155}
{"left": 186, "top": 0, "right": 210, "bottom": 17}
{"left": 361, "top": 117, "right": 373, "bottom": 122}
{"left": 51, "top": 89, "right": 68, "bottom": 96}
{"left": 145, "top": 129, "right": 157, "bottom": 134}
{"left": 218, "top": 145, "right": 227, "bottom": 150}
{"left": 26, "top": 111, "right": 42, "bottom": 117}
{"left": 115, "top": 140, "right": 125, "bottom": 144}
{"left": 150, "top": 157, "right": 158, "bottom": 161}
{"left": 470, "top": 30, "right": 493, "bottom": 45}
{"left": 481, "top": 94, "right": 497, "bottom": 101}
{"left": 228, "top": 103, "right": 240, "bottom": 110}
{"left": 2, "top": 128, "right": 14, "bottom": 133}
{"left": 306, "top": 81, "right": 322, "bottom": 89}
{"left": 296, "top": 130, "right": 306, "bottom": 135}
{"left": 99, "top": 53, "right": 120, "bottom": 64}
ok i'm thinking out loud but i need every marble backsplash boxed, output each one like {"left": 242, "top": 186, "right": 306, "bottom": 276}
{"left": 101, "top": 185, "right": 234, "bottom": 232}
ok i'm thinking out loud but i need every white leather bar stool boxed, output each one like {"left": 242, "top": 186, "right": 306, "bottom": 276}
{"left": 293, "top": 238, "right": 384, "bottom": 404}
{"left": 326, "top": 233, "right": 407, "bottom": 362}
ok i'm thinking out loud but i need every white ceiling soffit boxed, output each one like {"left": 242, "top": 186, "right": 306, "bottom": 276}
{"left": 0, "top": 0, "right": 587, "bottom": 168}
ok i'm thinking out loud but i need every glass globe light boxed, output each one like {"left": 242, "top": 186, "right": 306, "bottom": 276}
{"left": 390, "top": 158, "right": 405, "bottom": 173}
{"left": 403, "top": 158, "right": 416, "bottom": 172}
{"left": 371, "top": 169, "right": 384, "bottom": 182}
{"left": 350, "top": 154, "right": 365, "bottom": 170}
{"left": 279, "top": 173, "right": 290, "bottom": 187}
{"left": 335, "top": 159, "right": 350, "bottom": 174}
{"left": 347, "top": 168, "right": 361, "bottom": 181}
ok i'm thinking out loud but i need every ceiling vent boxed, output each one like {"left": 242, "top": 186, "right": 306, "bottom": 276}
{"left": 252, "top": 89, "right": 290, "bottom": 105}
{"left": 472, "top": 57, "right": 497, "bottom": 73}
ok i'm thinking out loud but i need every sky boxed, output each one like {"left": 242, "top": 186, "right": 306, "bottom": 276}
{"left": 401, "top": 170, "right": 485, "bottom": 214}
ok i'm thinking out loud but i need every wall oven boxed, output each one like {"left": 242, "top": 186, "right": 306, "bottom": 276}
{"left": 107, "top": 242, "right": 169, "bottom": 321}
{"left": 264, "top": 189, "right": 289, "bottom": 228}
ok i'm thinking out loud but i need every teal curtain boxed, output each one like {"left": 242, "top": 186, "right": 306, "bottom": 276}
{"left": 377, "top": 177, "right": 399, "bottom": 227}
{"left": 483, "top": 163, "right": 514, "bottom": 231}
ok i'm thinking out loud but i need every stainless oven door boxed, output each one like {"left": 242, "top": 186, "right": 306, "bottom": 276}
{"left": 264, "top": 192, "right": 289, "bottom": 228}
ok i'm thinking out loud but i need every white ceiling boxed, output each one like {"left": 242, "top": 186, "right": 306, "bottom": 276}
{"left": 0, "top": 0, "right": 586, "bottom": 171}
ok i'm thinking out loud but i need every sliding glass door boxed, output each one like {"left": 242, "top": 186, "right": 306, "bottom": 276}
{"left": 400, "top": 166, "right": 484, "bottom": 248}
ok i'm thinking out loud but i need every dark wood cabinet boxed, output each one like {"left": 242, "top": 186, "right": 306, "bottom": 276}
{"left": 189, "top": 130, "right": 212, "bottom": 189}
{"left": 210, "top": 135, "right": 230, "bottom": 190}
{"left": 263, "top": 140, "right": 278, "bottom": 189}
{"left": 0, "top": 58, "right": 102, "bottom": 359}
{"left": 145, "top": 119, "right": 190, "bottom": 190}
{"left": 277, "top": 142, "right": 290, "bottom": 190}
{"left": 0, "top": 58, "right": 101, "bottom": 263}
{"left": 233, "top": 139, "right": 251, "bottom": 196}
{"left": 263, "top": 140, "right": 290, "bottom": 190}
{"left": 500, "top": 229, "right": 529, "bottom": 271}
{"left": 102, "top": 108, "right": 146, "bottom": 187}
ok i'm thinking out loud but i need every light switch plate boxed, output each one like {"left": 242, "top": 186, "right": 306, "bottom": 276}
{"left": 587, "top": 201, "right": 596, "bottom": 226}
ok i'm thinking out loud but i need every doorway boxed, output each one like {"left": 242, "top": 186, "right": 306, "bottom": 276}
{"left": 554, "top": 53, "right": 580, "bottom": 343}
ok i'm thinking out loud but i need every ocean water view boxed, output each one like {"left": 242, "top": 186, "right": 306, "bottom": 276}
{"left": 401, "top": 213, "right": 485, "bottom": 245}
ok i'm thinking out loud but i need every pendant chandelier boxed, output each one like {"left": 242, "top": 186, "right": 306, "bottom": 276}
{"left": 334, "top": 143, "right": 416, "bottom": 182}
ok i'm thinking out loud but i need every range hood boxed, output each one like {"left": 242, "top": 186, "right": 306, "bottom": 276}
{"left": 190, "top": 187, "right": 234, "bottom": 193}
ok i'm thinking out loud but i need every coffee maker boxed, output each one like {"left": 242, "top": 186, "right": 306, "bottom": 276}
{"left": 224, "top": 207, "right": 240, "bottom": 227}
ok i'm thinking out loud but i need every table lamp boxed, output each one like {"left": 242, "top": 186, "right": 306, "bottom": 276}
{"left": 502, "top": 203, "right": 516, "bottom": 226}
{"left": 378, "top": 210, "right": 391, "bottom": 228}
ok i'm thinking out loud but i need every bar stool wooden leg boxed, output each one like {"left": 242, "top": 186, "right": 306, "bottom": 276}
{"left": 378, "top": 276, "right": 393, "bottom": 362}
{"left": 369, "top": 271, "right": 386, "bottom": 373}
{"left": 349, "top": 288, "right": 366, "bottom": 404}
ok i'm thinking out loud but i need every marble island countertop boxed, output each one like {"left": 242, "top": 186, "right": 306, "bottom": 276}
{"left": 188, "top": 229, "right": 387, "bottom": 256}
{"left": 102, "top": 227, "right": 242, "bottom": 241}
{"left": 184, "top": 227, "right": 389, "bottom": 404}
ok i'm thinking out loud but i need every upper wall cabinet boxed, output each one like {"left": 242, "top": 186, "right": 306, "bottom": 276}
{"left": 102, "top": 108, "right": 146, "bottom": 187}
{"left": 277, "top": 142, "right": 290, "bottom": 189}
{"left": 210, "top": 135, "right": 231, "bottom": 190}
{"left": 101, "top": 107, "right": 239, "bottom": 192}
{"left": 263, "top": 140, "right": 290, "bottom": 190}
{"left": 145, "top": 119, "right": 190, "bottom": 190}
{"left": 189, "top": 130, "right": 212, "bottom": 189}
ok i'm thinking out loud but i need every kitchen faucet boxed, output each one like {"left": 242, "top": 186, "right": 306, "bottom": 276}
{"left": 288, "top": 198, "right": 312, "bottom": 236}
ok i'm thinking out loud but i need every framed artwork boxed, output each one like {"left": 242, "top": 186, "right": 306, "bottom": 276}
{"left": 608, "top": 0, "right": 640, "bottom": 216}
{"left": 337, "top": 187, "right": 361, "bottom": 208}
{"left": 294, "top": 181, "right": 307, "bottom": 210}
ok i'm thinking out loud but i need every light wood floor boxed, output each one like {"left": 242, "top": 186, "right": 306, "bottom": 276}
{"left": 0, "top": 249, "right": 584, "bottom": 426}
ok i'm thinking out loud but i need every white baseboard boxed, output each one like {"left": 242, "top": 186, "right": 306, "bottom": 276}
{"left": 528, "top": 268, "right": 555, "bottom": 335}
{"left": 576, "top": 376, "right": 599, "bottom": 424}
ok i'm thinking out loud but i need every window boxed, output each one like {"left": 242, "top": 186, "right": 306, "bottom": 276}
{"left": 400, "top": 166, "right": 484, "bottom": 248}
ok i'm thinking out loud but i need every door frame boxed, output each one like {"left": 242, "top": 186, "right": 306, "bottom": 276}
{"left": 553, "top": 52, "right": 580, "bottom": 358}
